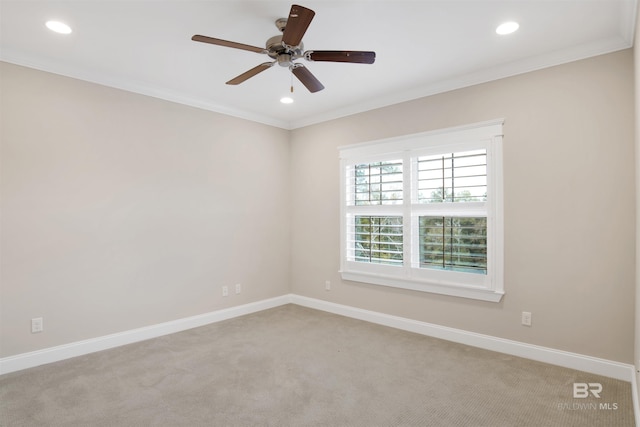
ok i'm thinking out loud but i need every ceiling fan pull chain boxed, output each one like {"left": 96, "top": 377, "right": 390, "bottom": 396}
{"left": 290, "top": 69, "right": 294, "bottom": 93}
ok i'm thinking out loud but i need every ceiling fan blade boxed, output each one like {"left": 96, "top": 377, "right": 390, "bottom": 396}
{"left": 192, "top": 35, "right": 265, "bottom": 54}
{"left": 291, "top": 65, "right": 324, "bottom": 93}
{"left": 226, "top": 62, "right": 274, "bottom": 85}
{"left": 282, "top": 4, "right": 315, "bottom": 47}
{"left": 306, "top": 50, "right": 376, "bottom": 64}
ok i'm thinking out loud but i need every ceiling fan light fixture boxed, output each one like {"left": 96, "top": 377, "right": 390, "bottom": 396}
{"left": 280, "top": 96, "right": 294, "bottom": 104}
{"left": 46, "top": 20, "right": 72, "bottom": 34}
{"left": 496, "top": 21, "right": 519, "bottom": 35}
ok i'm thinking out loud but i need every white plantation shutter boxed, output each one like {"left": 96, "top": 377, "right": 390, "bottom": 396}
{"left": 351, "top": 215, "right": 403, "bottom": 265}
{"left": 346, "top": 160, "right": 403, "bottom": 206}
{"left": 412, "top": 149, "right": 488, "bottom": 275}
{"left": 416, "top": 149, "right": 487, "bottom": 203}
{"left": 344, "top": 156, "right": 406, "bottom": 270}
{"left": 340, "top": 120, "right": 504, "bottom": 302}
{"left": 417, "top": 216, "right": 487, "bottom": 273}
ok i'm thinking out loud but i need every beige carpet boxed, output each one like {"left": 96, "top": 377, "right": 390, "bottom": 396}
{"left": 0, "top": 304, "right": 634, "bottom": 426}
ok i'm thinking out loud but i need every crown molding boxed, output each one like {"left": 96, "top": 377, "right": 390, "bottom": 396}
{"left": 0, "top": 49, "right": 291, "bottom": 130}
{"left": 1, "top": 27, "right": 633, "bottom": 132}
{"left": 288, "top": 36, "right": 633, "bottom": 129}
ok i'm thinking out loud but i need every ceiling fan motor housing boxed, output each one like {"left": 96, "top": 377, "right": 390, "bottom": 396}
{"left": 266, "top": 35, "right": 285, "bottom": 57}
{"left": 266, "top": 34, "right": 303, "bottom": 66}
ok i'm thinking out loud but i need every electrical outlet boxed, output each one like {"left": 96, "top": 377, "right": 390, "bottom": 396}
{"left": 222, "top": 286, "right": 229, "bottom": 297}
{"left": 521, "top": 311, "right": 532, "bottom": 326}
{"left": 325, "top": 280, "right": 331, "bottom": 291}
{"left": 31, "top": 317, "right": 43, "bottom": 333}
{"left": 235, "top": 283, "right": 241, "bottom": 294}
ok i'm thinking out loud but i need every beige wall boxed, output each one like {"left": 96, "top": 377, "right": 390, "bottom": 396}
{"left": 0, "top": 62, "right": 291, "bottom": 357}
{"left": 290, "top": 50, "right": 635, "bottom": 363}
{"left": 2, "top": 49, "right": 635, "bottom": 365}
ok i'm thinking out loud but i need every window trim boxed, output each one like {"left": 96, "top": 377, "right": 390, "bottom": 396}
{"left": 339, "top": 119, "right": 504, "bottom": 302}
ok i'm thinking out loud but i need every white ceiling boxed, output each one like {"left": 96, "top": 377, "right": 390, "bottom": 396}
{"left": 1, "top": 1, "right": 636, "bottom": 129}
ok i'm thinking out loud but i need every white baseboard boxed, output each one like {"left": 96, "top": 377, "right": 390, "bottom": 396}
{"left": 1, "top": 293, "right": 635, "bottom": 385}
{"left": 290, "top": 294, "right": 636, "bottom": 382}
{"left": 0, "top": 295, "right": 290, "bottom": 375}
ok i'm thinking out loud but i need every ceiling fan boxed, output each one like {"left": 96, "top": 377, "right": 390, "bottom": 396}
{"left": 191, "top": 4, "right": 376, "bottom": 93}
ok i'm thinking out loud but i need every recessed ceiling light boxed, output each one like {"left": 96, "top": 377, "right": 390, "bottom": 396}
{"left": 46, "top": 20, "right": 72, "bottom": 34}
{"left": 280, "top": 97, "right": 294, "bottom": 104}
{"left": 496, "top": 21, "right": 519, "bottom": 35}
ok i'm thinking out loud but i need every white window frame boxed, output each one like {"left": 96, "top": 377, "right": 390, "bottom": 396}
{"left": 339, "top": 119, "right": 504, "bottom": 302}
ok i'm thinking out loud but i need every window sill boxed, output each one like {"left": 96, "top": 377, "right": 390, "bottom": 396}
{"left": 340, "top": 270, "right": 504, "bottom": 303}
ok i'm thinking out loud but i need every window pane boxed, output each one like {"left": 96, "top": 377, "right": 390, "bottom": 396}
{"left": 417, "top": 150, "right": 486, "bottom": 203}
{"left": 353, "top": 161, "right": 403, "bottom": 205}
{"left": 419, "top": 216, "right": 486, "bottom": 274}
{"left": 353, "top": 216, "right": 403, "bottom": 265}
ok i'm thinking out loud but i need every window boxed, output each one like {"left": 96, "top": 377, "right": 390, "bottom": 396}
{"left": 339, "top": 120, "right": 504, "bottom": 302}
